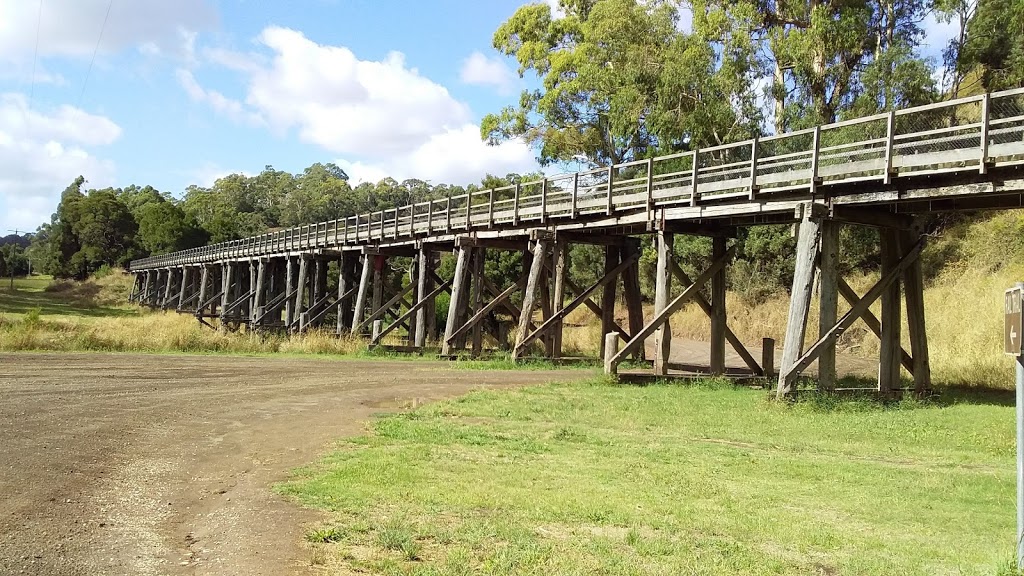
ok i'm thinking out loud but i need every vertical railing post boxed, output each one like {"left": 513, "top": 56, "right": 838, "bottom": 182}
{"left": 748, "top": 136, "right": 759, "bottom": 201}
{"left": 446, "top": 195, "right": 452, "bottom": 232}
{"left": 689, "top": 149, "right": 700, "bottom": 206}
{"left": 571, "top": 172, "right": 579, "bottom": 219}
{"left": 513, "top": 183, "right": 521, "bottom": 226}
{"left": 540, "top": 179, "right": 548, "bottom": 224}
{"left": 393, "top": 207, "right": 399, "bottom": 239}
{"left": 645, "top": 157, "right": 654, "bottom": 226}
{"left": 606, "top": 165, "right": 614, "bottom": 215}
{"left": 427, "top": 200, "right": 434, "bottom": 235}
{"left": 464, "top": 193, "right": 472, "bottom": 229}
{"left": 884, "top": 110, "right": 897, "bottom": 184}
{"left": 980, "top": 92, "right": 991, "bottom": 174}
{"left": 810, "top": 125, "right": 822, "bottom": 196}
{"left": 378, "top": 210, "right": 385, "bottom": 239}
{"left": 488, "top": 189, "right": 495, "bottom": 228}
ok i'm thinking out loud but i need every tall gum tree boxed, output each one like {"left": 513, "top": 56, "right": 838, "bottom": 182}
{"left": 482, "top": 0, "right": 761, "bottom": 168}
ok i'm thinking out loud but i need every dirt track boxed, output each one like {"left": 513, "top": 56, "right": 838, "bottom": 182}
{"left": 0, "top": 353, "right": 585, "bottom": 576}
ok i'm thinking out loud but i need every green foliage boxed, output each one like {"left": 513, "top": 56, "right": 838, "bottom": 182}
{"left": 958, "top": 0, "right": 1024, "bottom": 90}
{"left": 0, "top": 244, "right": 30, "bottom": 277}
{"left": 305, "top": 525, "right": 348, "bottom": 543}
{"left": 136, "top": 202, "right": 207, "bottom": 255}
{"left": 485, "top": 0, "right": 758, "bottom": 166}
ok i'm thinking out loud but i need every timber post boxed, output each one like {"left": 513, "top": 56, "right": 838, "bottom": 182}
{"left": 550, "top": 241, "right": 568, "bottom": 359}
{"left": 817, "top": 220, "right": 840, "bottom": 390}
{"left": 710, "top": 235, "right": 727, "bottom": 375}
{"left": 414, "top": 246, "right": 432, "bottom": 348}
{"left": 599, "top": 245, "right": 618, "bottom": 360}
{"left": 776, "top": 202, "right": 825, "bottom": 397}
{"left": 878, "top": 229, "right": 903, "bottom": 395}
{"left": 654, "top": 230, "right": 673, "bottom": 376}
{"left": 513, "top": 234, "right": 550, "bottom": 361}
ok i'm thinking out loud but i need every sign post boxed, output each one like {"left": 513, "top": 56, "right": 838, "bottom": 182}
{"left": 1005, "top": 283, "right": 1024, "bottom": 568}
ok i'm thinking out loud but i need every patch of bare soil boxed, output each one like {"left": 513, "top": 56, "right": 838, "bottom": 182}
{"left": 0, "top": 353, "right": 584, "bottom": 575}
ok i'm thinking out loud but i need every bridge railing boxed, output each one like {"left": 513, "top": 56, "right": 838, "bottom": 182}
{"left": 131, "top": 87, "right": 1024, "bottom": 270}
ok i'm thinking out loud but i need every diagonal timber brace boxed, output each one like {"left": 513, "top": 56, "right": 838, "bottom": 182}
{"left": 354, "top": 281, "right": 416, "bottom": 334}
{"left": 373, "top": 280, "right": 452, "bottom": 345}
{"left": 446, "top": 271, "right": 528, "bottom": 345}
{"left": 669, "top": 261, "right": 763, "bottom": 375}
{"left": 776, "top": 240, "right": 924, "bottom": 396}
{"left": 607, "top": 245, "right": 737, "bottom": 372}
{"left": 837, "top": 277, "right": 914, "bottom": 373}
{"left": 515, "top": 252, "right": 638, "bottom": 356}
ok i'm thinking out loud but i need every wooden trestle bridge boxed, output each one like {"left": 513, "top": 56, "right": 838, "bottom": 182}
{"left": 130, "top": 89, "right": 1024, "bottom": 397}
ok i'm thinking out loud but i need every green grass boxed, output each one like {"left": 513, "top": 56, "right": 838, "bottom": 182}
{"left": 0, "top": 275, "right": 137, "bottom": 318}
{"left": 278, "top": 379, "right": 1019, "bottom": 575}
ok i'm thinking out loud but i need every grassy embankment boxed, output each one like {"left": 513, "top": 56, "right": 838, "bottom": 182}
{"left": 279, "top": 379, "right": 1019, "bottom": 575}
{"left": 0, "top": 272, "right": 371, "bottom": 356}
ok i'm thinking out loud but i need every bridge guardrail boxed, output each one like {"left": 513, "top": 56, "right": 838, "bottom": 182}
{"left": 131, "top": 87, "right": 1024, "bottom": 270}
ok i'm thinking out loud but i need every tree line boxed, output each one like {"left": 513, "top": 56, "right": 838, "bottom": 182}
{"left": 26, "top": 165, "right": 542, "bottom": 281}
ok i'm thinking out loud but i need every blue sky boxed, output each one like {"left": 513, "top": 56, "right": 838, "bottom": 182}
{"left": 0, "top": 0, "right": 956, "bottom": 234}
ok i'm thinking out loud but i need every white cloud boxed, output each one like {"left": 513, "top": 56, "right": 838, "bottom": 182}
{"left": 190, "top": 162, "right": 248, "bottom": 188}
{"left": 545, "top": 0, "right": 566, "bottom": 19}
{"left": 339, "top": 125, "right": 535, "bottom": 185}
{"left": 0, "top": 0, "right": 217, "bottom": 60}
{"left": 175, "top": 68, "right": 261, "bottom": 126}
{"left": 183, "top": 26, "right": 537, "bottom": 186}
{"left": 240, "top": 27, "right": 471, "bottom": 157}
{"left": 460, "top": 51, "right": 516, "bottom": 94}
{"left": 0, "top": 93, "right": 118, "bottom": 231}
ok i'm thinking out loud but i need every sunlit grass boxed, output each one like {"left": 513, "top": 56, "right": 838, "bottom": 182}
{"left": 279, "top": 378, "right": 1018, "bottom": 575}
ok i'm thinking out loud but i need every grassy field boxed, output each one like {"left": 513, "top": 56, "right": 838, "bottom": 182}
{"left": 279, "top": 379, "right": 1019, "bottom": 575}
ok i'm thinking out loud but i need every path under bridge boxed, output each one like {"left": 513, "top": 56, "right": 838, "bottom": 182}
{"left": 130, "top": 89, "right": 1024, "bottom": 397}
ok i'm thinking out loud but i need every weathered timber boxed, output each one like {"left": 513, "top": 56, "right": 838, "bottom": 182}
{"left": 176, "top": 267, "right": 192, "bottom": 313}
{"left": 837, "top": 277, "right": 914, "bottom": 372}
{"left": 779, "top": 241, "right": 924, "bottom": 389}
{"left": 292, "top": 256, "right": 309, "bottom": 331}
{"left": 252, "top": 260, "right": 267, "bottom": 325}
{"left": 710, "top": 236, "right": 727, "bottom": 375}
{"left": 441, "top": 246, "right": 473, "bottom": 356}
{"left": 551, "top": 242, "right": 568, "bottom": 358}
{"left": 351, "top": 255, "right": 373, "bottom": 334}
{"left": 414, "top": 247, "right": 431, "bottom": 347}
{"left": 654, "top": 230, "right": 673, "bottom": 376}
{"left": 620, "top": 241, "right": 645, "bottom": 361}
{"left": 470, "top": 247, "right": 485, "bottom": 357}
{"left": 374, "top": 280, "right": 452, "bottom": 345}
{"left": 818, "top": 220, "right": 840, "bottom": 390}
{"left": 599, "top": 245, "right": 618, "bottom": 359}
{"left": 446, "top": 271, "right": 529, "bottom": 346}
{"left": 900, "top": 229, "right": 932, "bottom": 395}
{"left": 878, "top": 229, "right": 902, "bottom": 394}
{"left": 608, "top": 245, "right": 736, "bottom": 373}
{"left": 515, "top": 252, "right": 638, "bottom": 355}
{"left": 513, "top": 238, "right": 550, "bottom": 360}
{"left": 669, "top": 261, "right": 763, "bottom": 375}
{"left": 354, "top": 281, "right": 416, "bottom": 334}
{"left": 776, "top": 206, "right": 822, "bottom": 397}
{"left": 284, "top": 257, "right": 295, "bottom": 327}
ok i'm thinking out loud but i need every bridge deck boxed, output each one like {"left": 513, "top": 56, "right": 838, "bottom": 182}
{"left": 131, "top": 88, "right": 1024, "bottom": 270}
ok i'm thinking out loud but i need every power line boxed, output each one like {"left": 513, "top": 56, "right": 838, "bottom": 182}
{"left": 27, "top": 0, "right": 42, "bottom": 113}
{"left": 78, "top": 0, "right": 113, "bottom": 107}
